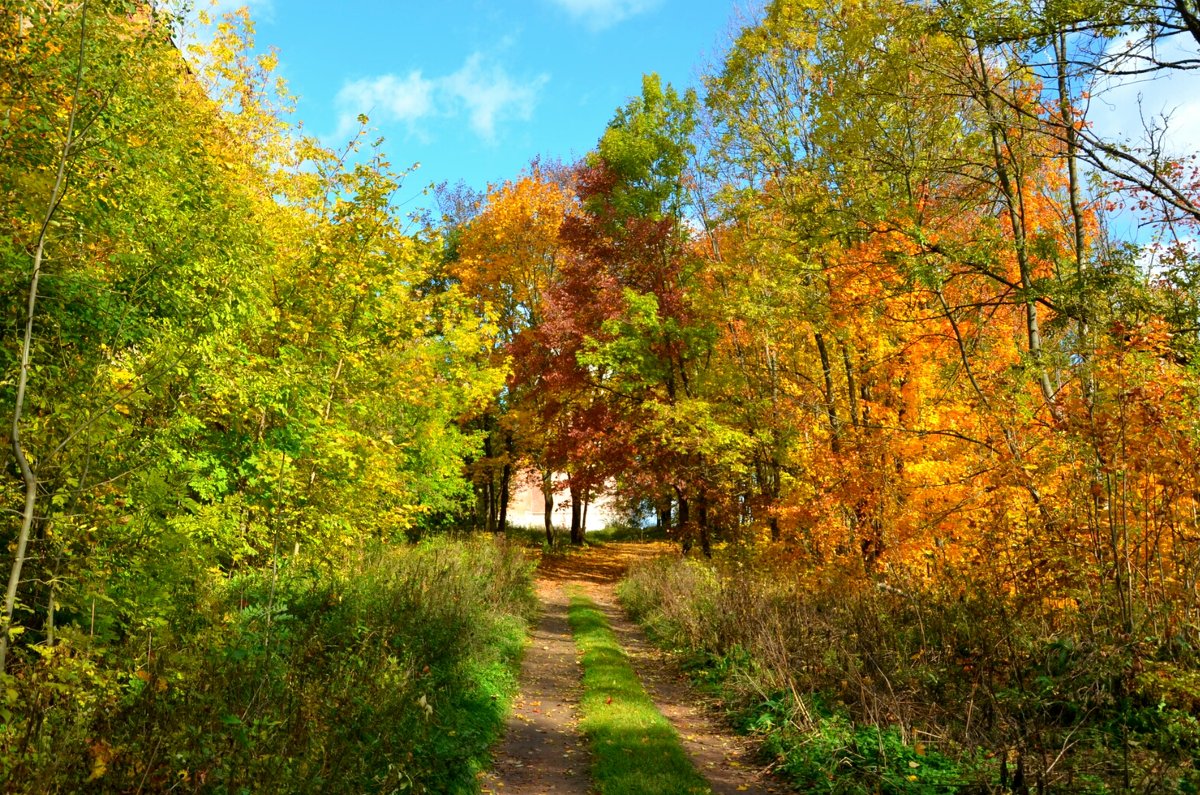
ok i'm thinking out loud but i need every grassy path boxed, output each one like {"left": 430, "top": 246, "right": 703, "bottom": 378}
{"left": 569, "top": 591, "right": 711, "bottom": 794}
{"left": 482, "top": 542, "right": 781, "bottom": 795}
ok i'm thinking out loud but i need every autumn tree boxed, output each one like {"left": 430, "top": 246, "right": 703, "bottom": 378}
{"left": 550, "top": 75, "right": 759, "bottom": 551}
{"left": 451, "top": 166, "right": 576, "bottom": 539}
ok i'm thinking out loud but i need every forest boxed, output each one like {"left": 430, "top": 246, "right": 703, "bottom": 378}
{"left": 3, "top": 0, "right": 1200, "bottom": 792}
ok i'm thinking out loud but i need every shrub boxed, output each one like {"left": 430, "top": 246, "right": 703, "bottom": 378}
{"left": 619, "top": 554, "right": 1200, "bottom": 793}
{"left": 1, "top": 537, "right": 535, "bottom": 794}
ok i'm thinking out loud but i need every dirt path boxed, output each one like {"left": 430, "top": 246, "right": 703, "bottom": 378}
{"left": 482, "top": 542, "right": 783, "bottom": 795}
{"left": 479, "top": 579, "right": 590, "bottom": 795}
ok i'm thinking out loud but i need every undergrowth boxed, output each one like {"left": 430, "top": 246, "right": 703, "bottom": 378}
{"left": 503, "top": 522, "right": 667, "bottom": 551}
{"left": 1, "top": 537, "right": 535, "bottom": 793}
{"left": 619, "top": 554, "right": 1200, "bottom": 794}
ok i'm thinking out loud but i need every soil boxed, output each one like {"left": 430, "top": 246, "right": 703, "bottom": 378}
{"left": 480, "top": 542, "right": 785, "bottom": 795}
{"left": 478, "top": 578, "right": 591, "bottom": 794}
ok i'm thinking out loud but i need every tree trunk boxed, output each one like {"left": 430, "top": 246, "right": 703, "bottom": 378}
{"left": 542, "top": 470, "right": 554, "bottom": 546}
{"left": 569, "top": 479, "right": 584, "bottom": 545}
{"left": 496, "top": 459, "right": 511, "bottom": 533}
{"left": 657, "top": 498, "right": 671, "bottom": 534}
{"left": 474, "top": 482, "right": 488, "bottom": 532}
{"left": 761, "top": 455, "right": 781, "bottom": 541}
{"left": 856, "top": 498, "right": 884, "bottom": 566}
{"left": 485, "top": 481, "right": 496, "bottom": 532}
{"left": 1053, "top": 30, "right": 1094, "bottom": 404}
{"left": 307, "top": 356, "right": 344, "bottom": 493}
{"left": 814, "top": 331, "right": 841, "bottom": 453}
{"left": 677, "top": 490, "right": 691, "bottom": 554}
{"left": 973, "top": 45, "right": 1060, "bottom": 422}
{"left": 483, "top": 433, "right": 496, "bottom": 532}
{"left": 697, "top": 493, "right": 712, "bottom": 558}
{"left": 840, "top": 340, "right": 859, "bottom": 428}
{"left": 936, "top": 289, "right": 1053, "bottom": 523}
{"left": 495, "top": 431, "right": 514, "bottom": 533}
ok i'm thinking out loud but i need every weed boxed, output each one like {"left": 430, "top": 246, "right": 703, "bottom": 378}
{"left": 1, "top": 538, "right": 535, "bottom": 794}
{"left": 619, "top": 553, "right": 1200, "bottom": 793}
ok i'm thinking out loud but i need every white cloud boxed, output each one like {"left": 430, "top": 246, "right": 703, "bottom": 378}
{"left": 443, "top": 54, "right": 547, "bottom": 142}
{"left": 333, "top": 54, "right": 547, "bottom": 145}
{"left": 547, "top": 0, "right": 661, "bottom": 31}
{"left": 335, "top": 71, "right": 435, "bottom": 138}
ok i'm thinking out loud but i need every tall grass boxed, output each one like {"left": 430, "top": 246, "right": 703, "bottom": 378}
{"left": 2, "top": 537, "right": 535, "bottom": 794}
{"left": 619, "top": 554, "right": 1200, "bottom": 793}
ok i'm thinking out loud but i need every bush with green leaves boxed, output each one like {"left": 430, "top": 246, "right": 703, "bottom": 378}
{"left": 1, "top": 538, "right": 534, "bottom": 794}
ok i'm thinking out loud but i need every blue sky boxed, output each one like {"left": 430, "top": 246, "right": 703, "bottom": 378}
{"left": 205, "top": 0, "right": 744, "bottom": 207}
{"left": 188, "top": 0, "right": 1198, "bottom": 249}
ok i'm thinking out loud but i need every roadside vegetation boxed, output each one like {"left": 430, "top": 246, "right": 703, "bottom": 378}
{"left": 4, "top": 538, "right": 534, "bottom": 793}
{"left": 621, "top": 554, "right": 1200, "bottom": 793}
{"left": 504, "top": 522, "right": 668, "bottom": 552}
{"left": 0, "top": 7, "right": 531, "bottom": 791}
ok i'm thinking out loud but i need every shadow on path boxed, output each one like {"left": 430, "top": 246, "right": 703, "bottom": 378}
{"left": 480, "top": 582, "right": 589, "bottom": 794}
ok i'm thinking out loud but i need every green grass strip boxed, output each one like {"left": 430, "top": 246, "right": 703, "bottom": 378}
{"left": 567, "top": 591, "right": 711, "bottom": 795}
